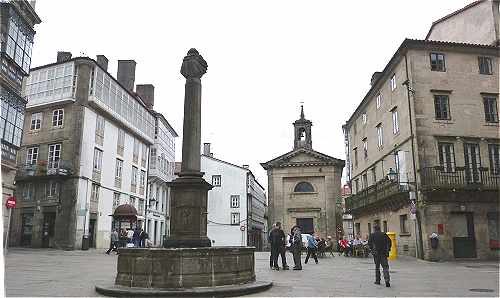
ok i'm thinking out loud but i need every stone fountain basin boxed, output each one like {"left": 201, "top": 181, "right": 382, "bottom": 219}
{"left": 95, "top": 246, "right": 272, "bottom": 297}
{"left": 115, "top": 246, "right": 256, "bottom": 288}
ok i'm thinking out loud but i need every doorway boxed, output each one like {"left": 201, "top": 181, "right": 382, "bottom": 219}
{"left": 21, "top": 213, "right": 34, "bottom": 246}
{"left": 42, "top": 212, "right": 56, "bottom": 248}
{"left": 451, "top": 212, "right": 476, "bottom": 258}
{"left": 154, "top": 220, "right": 158, "bottom": 246}
{"left": 89, "top": 215, "right": 97, "bottom": 248}
{"left": 296, "top": 218, "right": 314, "bottom": 235}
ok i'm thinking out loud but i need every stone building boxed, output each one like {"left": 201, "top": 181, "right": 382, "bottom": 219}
{"left": 343, "top": 23, "right": 499, "bottom": 260}
{"left": 425, "top": 0, "right": 499, "bottom": 46}
{"left": 146, "top": 104, "right": 177, "bottom": 247}
{"left": 200, "top": 143, "right": 268, "bottom": 249}
{"left": 0, "top": 0, "right": 41, "bottom": 246}
{"left": 10, "top": 53, "right": 156, "bottom": 249}
{"left": 261, "top": 107, "right": 344, "bottom": 239}
{"left": 340, "top": 184, "right": 354, "bottom": 240}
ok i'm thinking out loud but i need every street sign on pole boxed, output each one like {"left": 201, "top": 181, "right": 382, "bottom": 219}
{"left": 4, "top": 196, "right": 16, "bottom": 255}
{"left": 5, "top": 196, "right": 16, "bottom": 209}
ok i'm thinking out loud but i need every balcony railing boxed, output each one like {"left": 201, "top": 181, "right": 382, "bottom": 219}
{"left": 345, "top": 178, "right": 410, "bottom": 212}
{"left": 420, "top": 166, "right": 499, "bottom": 191}
{"left": 17, "top": 160, "right": 73, "bottom": 178}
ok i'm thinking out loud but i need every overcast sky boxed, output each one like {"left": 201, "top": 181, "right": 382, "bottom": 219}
{"left": 31, "top": 0, "right": 471, "bottom": 191}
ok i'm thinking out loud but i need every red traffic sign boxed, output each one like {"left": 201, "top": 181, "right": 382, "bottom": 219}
{"left": 5, "top": 196, "right": 16, "bottom": 209}
{"left": 240, "top": 226, "right": 246, "bottom": 231}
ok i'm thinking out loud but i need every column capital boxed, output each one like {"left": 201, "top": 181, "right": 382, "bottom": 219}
{"left": 180, "top": 48, "right": 207, "bottom": 79}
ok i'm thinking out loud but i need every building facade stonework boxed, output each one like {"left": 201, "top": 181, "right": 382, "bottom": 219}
{"left": 0, "top": 0, "right": 40, "bottom": 248}
{"left": 10, "top": 54, "right": 156, "bottom": 249}
{"left": 262, "top": 107, "right": 344, "bottom": 240}
{"left": 344, "top": 3, "right": 499, "bottom": 261}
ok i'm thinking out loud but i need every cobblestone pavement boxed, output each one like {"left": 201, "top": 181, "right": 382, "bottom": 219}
{"left": 4, "top": 248, "right": 499, "bottom": 297}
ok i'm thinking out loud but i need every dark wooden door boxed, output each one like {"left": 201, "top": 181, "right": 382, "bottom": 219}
{"left": 21, "top": 213, "right": 33, "bottom": 246}
{"left": 452, "top": 212, "right": 476, "bottom": 258}
{"left": 42, "top": 212, "right": 56, "bottom": 248}
{"left": 89, "top": 219, "right": 96, "bottom": 248}
{"left": 296, "top": 218, "right": 314, "bottom": 235}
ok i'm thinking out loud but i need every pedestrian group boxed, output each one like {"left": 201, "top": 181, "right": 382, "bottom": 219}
{"left": 268, "top": 221, "right": 392, "bottom": 287}
{"left": 106, "top": 227, "right": 150, "bottom": 255}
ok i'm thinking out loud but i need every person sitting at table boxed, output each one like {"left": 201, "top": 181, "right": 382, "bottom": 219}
{"left": 352, "top": 236, "right": 363, "bottom": 256}
{"left": 339, "top": 237, "right": 351, "bottom": 256}
{"left": 316, "top": 235, "right": 326, "bottom": 252}
{"left": 353, "top": 236, "right": 362, "bottom": 246}
{"left": 325, "top": 236, "right": 333, "bottom": 249}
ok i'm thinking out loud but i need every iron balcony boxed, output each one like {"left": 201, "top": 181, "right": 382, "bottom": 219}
{"left": 420, "top": 166, "right": 499, "bottom": 191}
{"left": 16, "top": 160, "right": 74, "bottom": 180}
{"left": 345, "top": 178, "right": 410, "bottom": 215}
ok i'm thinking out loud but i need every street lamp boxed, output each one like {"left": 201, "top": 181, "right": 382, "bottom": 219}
{"left": 387, "top": 168, "right": 398, "bottom": 181}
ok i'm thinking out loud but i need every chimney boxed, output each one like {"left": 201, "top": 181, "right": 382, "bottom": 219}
{"left": 371, "top": 71, "right": 382, "bottom": 86}
{"left": 136, "top": 84, "right": 155, "bottom": 109}
{"left": 56, "top": 51, "right": 72, "bottom": 63}
{"left": 96, "top": 55, "right": 108, "bottom": 71}
{"left": 203, "top": 143, "right": 211, "bottom": 156}
{"left": 117, "top": 60, "right": 136, "bottom": 92}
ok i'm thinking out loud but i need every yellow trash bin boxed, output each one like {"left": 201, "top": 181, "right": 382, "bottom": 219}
{"left": 386, "top": 232, "right": 397, "bottom": 260}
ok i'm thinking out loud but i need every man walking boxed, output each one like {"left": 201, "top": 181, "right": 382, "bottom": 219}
{"left": 139, "top": 229, "right": 149, "bottom": 248}
{"left": 133, "top": 227, "right": 141, "bottom": 247}
{"left": 290, "top": 225, "right": 302, "bottom": 270}
{"left": 106, "top": 229, "right": 119, "bottom": 254}
{"left": 304, "top": 234, "right": 318, "bottom": 264}
{"left": 368, "top": 224, "right": 392, "bottom": 287}
{"left": 268, "top": 223, "right": 276, "bottom": 269}
{"left": 269, "top": 222, "right": 287, "bottom": 270}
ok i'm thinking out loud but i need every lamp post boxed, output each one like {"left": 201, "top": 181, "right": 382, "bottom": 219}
{"left": 387, "top": 167, "right": 398, "bottom": 182}
{"left": 144, "top": 197, "right": 157, "bottom": 234}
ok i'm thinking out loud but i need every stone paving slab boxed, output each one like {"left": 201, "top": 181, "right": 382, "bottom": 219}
{"left": 4, "top": 248, "right": 499, "bottom": 297}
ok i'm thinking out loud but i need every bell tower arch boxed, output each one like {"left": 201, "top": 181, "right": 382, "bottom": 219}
{"left": 293, "top": 105, "right": 312, "bottom": 150}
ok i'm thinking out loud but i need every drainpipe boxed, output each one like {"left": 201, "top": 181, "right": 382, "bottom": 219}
{"left": 404, "top": 52, "right": 424, "bottom": 260}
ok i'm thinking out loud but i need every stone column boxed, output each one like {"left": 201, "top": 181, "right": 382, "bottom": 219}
{"left": 164, "top": 49, "right": 213, "bottom": 248}
{"left": 179, "top": 48, "right": 206, "bottom": 176}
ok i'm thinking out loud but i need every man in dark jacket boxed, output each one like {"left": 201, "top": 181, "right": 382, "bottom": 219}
{"left": 368, "top": 225, "right": 392, "bottom": 287}
{"left": 139, "top": 229, "right": 148, "bottom": 247}
{"left": 269, "top": 222, "right": 287, "bottom": 270}
{"left": 290, "top": 225, "right": 302, "bottom": 270}
{"left": 132, "top": 227, "right": 141, "bottom": 247}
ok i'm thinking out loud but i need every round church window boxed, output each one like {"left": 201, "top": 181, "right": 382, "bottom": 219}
{"left": 294, "top": 182, "right": 314, "bottom": 192}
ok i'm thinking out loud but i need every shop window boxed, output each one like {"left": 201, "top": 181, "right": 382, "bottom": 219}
{"left": 487, "top": 212, "right": 499, "bottom": 250}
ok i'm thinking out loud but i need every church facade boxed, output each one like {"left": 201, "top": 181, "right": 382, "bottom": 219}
{"left": 261, "top": 107, "right": 345, "bottom": 239}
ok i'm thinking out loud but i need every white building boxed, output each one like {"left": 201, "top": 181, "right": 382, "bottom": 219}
{"left": 200, "top": 143, "right": 267, "bottom": 248}
{"left": 146, "top": 105, "right": 178, "bottom": 247}
{"left": 12, "top": 54, "right": 155, "bottom": 249}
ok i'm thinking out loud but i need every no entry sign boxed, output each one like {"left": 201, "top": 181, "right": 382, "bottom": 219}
{"left": 5, "top": 196, "right": 16, "bottom": 209}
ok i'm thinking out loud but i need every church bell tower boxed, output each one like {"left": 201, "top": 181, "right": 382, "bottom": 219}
{"left": 293, "top": 105, "right": 312, "bottom": 150}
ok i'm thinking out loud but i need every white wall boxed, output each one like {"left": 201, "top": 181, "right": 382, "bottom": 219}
{"left": 201, "top": 155, "right": 248, "bottom": 246}
{"left": 77, "top": 107, "right": 149, "bottom": 249}
{"left": 145, "top": 115, "right": 177, "bottom": 246}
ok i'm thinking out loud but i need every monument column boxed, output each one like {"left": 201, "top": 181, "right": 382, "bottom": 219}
{"left": 164, "top": 48, "right": 213, "bottom": 248}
